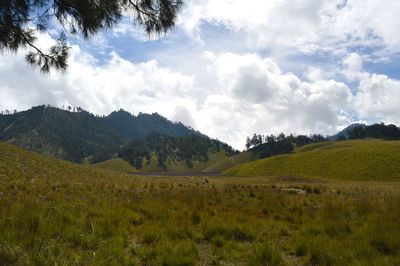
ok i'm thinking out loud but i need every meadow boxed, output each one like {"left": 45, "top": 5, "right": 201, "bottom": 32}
{"left": 1, "top": 142, "right": 400, "bottom": 265}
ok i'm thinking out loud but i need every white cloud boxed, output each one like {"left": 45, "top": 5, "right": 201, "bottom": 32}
{"left": 179, "top": 0, "right": 400, "bottom": 58}
{"left": 354, "top": 74, "right": 400, "bottom": 125}
{"left": 195, "top": 53, "right": 353, "bottom": 148}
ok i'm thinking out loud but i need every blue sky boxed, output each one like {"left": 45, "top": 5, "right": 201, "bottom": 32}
{"left": 1, "top": 0, "right": 400, "bottom": 149}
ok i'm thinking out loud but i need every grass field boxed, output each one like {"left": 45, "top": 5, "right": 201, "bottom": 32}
{"left": 1, "top": 141, "right": 400, "bottom": 265}
{"left": 225, "top": 140, "right": 400, "bottom": 181}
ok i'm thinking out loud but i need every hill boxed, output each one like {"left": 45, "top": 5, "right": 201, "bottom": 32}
{"left": 0, "top": 141, "right": 124, "bottom": 181}
{"left": 224, "top": 140, "right": 400, "bottom": 181}
{"left": 92, "top": 158, "right": 139, "bottom": 173}
{"left": 0, "top": 105, "right": 199, "bottom": 163}
{"left": 116, "top": 133, "right": 237, "bottom": 172}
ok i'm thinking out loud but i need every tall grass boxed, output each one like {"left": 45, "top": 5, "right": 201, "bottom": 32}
{"left": 1, "top": 141, "right": 400, "bottom": 264}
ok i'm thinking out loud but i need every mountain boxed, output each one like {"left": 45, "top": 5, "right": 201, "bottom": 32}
{"left": 0, "top": 105, "right": 209, "bottom": 163}
{"left": 224, "top": 140, "right": 400, "bottom": 181}
{"left": 329, "top": 123, "right": 365, "bottom": 140}
{"left": 329, "top": 123, "right": 400, "bottom": 141}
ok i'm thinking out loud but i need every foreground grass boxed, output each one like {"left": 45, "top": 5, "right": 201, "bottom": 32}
{"left": 1, "top": 142, "right": 400, "bottom": 265}
{"left": 225, "top": 140, "right": 400, "bottom": 181}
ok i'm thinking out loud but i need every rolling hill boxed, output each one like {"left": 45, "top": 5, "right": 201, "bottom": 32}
{"left": 0, "top": 141, "right": 123, "bottom": 181}
{"left": 224, "top": 140, "right": 400, "bottom": 181}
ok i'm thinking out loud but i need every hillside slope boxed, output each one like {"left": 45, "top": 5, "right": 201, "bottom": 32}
{"left": 0, "top": 106, "right": 199, "bottom": 163}
{"left": 224, "top": 140, "right": 400, "bottom": 181}
{"left": 0, "top": 141, "right": 125, "bottom": 181}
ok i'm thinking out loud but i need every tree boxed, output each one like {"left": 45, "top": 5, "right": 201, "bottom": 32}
{"left": 245, "top": 136, "right": 251, "bottom": 150}
{"left": 0, "top": 0, "right": 183, "bottom": 72}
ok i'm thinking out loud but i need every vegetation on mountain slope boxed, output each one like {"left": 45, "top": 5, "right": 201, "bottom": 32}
{"left": 118, "top": 133, "right": 238, "bottom": 171}
{"left": 0, "top": 105, "right": 215, "bottom": 164}
{"left": 330, "top": 123, "right": 400, "bottom": 141}
{"left": 1, "top": 141, "right": 400, "bottom": 265}
{"left": 225, "top": 140, "right": 400, "bottom": 181}
{"left": 93, "top": 158, "right": 139, "bottom": 173}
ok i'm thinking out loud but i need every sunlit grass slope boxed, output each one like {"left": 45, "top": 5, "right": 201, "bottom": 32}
{"left": 225, "top": 140, "right": 400, "bottom": 181}
{"left": 202, "top": 150, "right": 259, "bottom": 172}
{"left": 92, "top": 151, "right": 248, "bottom": 173}
{"left": 93, "top": 158, "right": 138, "bottom": 173}
{"left": 0, "top": 141, "right": 120, "bottom": 180}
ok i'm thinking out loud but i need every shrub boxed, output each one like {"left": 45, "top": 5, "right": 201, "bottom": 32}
{"left": 191, "top": 211, "right": 201, "bottom": 225}
{"left": 160, "top": 241, "right": 198, "bottom": 266}
{"left": 324, "top": 223, "right": 351, "bottom": 239}
{"left": 248, "top": 242, "right": 285, "bottom": 266}
{"left": 308, "top": 248, "right": 334, "bottom": 266}
{"left": 211, "top": 235, "right": 225, "bottom": 248}
{"left": 295, "top": 240, "right": 307, "bottom": 257}
{"left": 141, "top": 227, "right": 164, "bottom": 245}
{"left": 0, "top": 243, "right": 22, "bottom": 265}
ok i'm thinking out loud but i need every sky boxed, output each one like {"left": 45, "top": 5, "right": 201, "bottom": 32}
{"left": 1, "top": 0, "right": 400, "bottom": 149}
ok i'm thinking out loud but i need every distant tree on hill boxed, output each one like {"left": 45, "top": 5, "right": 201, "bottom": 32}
{"left": 119, "top": 133, "right": 237, "bottom": 169}
{"left": 348, "top": 123, "right": 400, "bottom": 140}
{"left": 244, "top": 132, "right": 328, "bottom": 159}
{"left": 0, "top": 0, "right": 183, "bottom": 72}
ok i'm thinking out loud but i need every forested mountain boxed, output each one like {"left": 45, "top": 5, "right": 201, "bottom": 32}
{"left": 118, "top": 133, "right": 238, "bottom": 169}
{"left": 328, "top": 123, "right": 365, "bottom": 140}
{"left": 0, "top": 105, "right": 206, "bottom": 163}
{"left": 104, "top": 110, "right": 194, "bottom": 141}
{"left": 331, "top": 123, "right": 400, "bottom": 141}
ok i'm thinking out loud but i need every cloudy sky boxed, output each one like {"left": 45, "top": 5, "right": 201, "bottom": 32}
{"left": 1, "top": 0, "right": 400, "bottom": 149}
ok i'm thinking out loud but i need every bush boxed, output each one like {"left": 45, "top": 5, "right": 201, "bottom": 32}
{"left": 191, "top": 211, "right": 201, "bottom": 225}
{"left": 0, "top": 243, "right": 22, "bottom": 265}
{"left": 308, "top": 248, "right": 334, "bottom": 266}
{"left": 295, "top": 240, "right": 307, "bottom": 257}
{"left": 160, "top": 241, "right": 198, "bottom": 266}
{"left": 141, "top": 227, "right": 164, "bottom": 245}
{"left": 248, "top": 242, "right": 285, "bottom": 266}
{"left": 324, "top": 223, "right": 351, "bottom": 239}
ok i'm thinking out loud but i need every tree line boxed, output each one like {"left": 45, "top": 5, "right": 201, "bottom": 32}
{"left": 245, "top": 133, "right": 327, "bottom": 159}
{"left": 342, "top": 123, "right": 400, "bottom": 140}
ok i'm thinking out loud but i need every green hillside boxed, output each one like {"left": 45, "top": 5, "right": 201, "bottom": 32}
{"left": 93, "top": 151, "right": 235, "bottom": 173}
{"left": 224, "top": 140, "right": 400, "bottom": 181}
{"left": 0, "top": 141, "right": 129, "bottom": 182}
{"left": 93, "top": 158, "right": 139, "bottom": 173}
{"left": 202, "top": 150, "right": 259, "bottom": 172}
{"left": 93, "top": 149, "right": 261, "bottom": 173}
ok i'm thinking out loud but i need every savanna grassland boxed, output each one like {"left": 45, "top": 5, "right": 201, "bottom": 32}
{"left": 1, "top": 142, "right": 400, "bottom": 265}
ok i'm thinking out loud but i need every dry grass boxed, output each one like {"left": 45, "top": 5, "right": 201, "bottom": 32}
{"left": 1, "top": 142, "right": 400, "bottom": 265}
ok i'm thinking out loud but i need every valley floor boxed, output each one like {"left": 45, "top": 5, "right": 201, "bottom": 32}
{"left": 1, "top": 172, "right": 400, "bottom": 265}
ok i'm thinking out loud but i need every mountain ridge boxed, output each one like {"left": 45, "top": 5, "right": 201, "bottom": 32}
{"left": 0, "top": 105, "right": 227, "bottom": 164}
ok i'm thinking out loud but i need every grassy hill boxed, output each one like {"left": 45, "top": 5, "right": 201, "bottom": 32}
{"left": 202, "top": 150, "right": 259, "bottom": 172}
{"left": 93, "top": 158, "right": 139, "bottom": 173}
{"left": 0, "top": 141, "right": 129, "bottom": 181}
{"left": 92, "top": 151, "right": 235, "bottom": 173}
{"left": 224, "top": 140, "right": 400, "bottom": 181}
{"left": 92, "top": 150, "right": 260, "bottom": 173}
